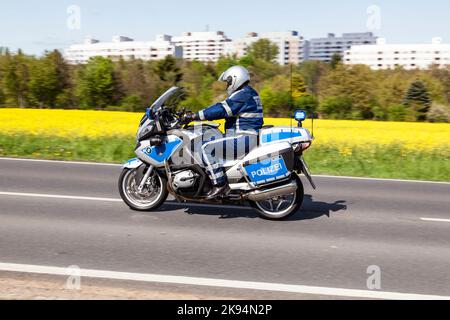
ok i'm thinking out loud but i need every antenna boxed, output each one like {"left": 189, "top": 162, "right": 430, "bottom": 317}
{"left": 290, "top": 64, "right": 294, "bottom": 112}
{"left": 290, "top": 64, "right": 294, "bottom": 140}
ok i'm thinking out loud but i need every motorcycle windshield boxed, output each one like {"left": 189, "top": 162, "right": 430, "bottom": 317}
{"left": 151, "top": 87, "right": 185, "bottom": 110}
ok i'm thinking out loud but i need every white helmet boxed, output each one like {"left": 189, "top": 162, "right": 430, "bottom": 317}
{"left": 219, "top": 66, "right": 250, "bottom": 96}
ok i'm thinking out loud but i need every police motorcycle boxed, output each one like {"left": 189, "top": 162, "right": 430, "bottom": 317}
{"left": 118, "top": 87, "right": 316, "bottom": 220}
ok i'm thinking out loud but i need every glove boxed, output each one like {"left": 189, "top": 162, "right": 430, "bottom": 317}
{"left": 181, "top": 112, "right": 199, "bottom": 124}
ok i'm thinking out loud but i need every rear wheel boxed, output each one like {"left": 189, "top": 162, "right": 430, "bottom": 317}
{"left": 249, "top": 175, "right": 304, "bottom": 220}
{"left": 119, "top": 167, "right": 168, "bottom": 211}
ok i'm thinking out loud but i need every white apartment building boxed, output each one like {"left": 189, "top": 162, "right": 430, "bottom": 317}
{"left": 65, "top": 35, "right": 182, "bottom": 64}
{"left": 224, "top": 31, "right": 309, "bottom": 65}
{"left": 171, "top": 31, "right": 232, "bottom": 62}
{"left": 308, "top": 32, "right": 378, "bottom": 62}
{"left": 344, "top": 37, "right": 450, "bottom": 70}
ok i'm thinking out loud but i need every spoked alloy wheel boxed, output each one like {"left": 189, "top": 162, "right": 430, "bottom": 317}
{"left": 119, "top": 167, "right": 168, "bottom": 211}
{"left": 250, "top": 176, "right": 304, "bottom": 220}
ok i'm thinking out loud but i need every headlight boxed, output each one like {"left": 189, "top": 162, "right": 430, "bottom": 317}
{"left": 137, "top": 121, "right": 155, "bottom": 141}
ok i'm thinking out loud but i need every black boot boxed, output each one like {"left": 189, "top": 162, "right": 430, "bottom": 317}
{"left": 206, "top": 184, "right": 229, "bottom": 200}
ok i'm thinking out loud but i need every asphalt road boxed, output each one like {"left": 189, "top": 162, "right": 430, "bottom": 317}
{"left": 0, "top": 157, "right": 449, "bottom": 298}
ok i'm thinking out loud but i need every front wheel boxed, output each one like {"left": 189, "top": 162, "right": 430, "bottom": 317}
{"left": 249, "top": 175, "right": 304, "bottom": 220}
{"left": 119, "top": 167, "right": 168, "bottom": 211}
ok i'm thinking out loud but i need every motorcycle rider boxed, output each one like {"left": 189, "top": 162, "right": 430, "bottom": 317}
{"left": 183, "top": 66, "right": 264, "bottom": 200}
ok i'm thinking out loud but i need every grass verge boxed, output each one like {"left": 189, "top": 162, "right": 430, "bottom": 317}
{"left": 0, "top": 134, "right": 448, "bottom": 182}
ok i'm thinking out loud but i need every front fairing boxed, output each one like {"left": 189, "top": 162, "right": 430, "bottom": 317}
{"left": 135, "top": 135, "right": 183, "bottom": 168}
{"left": 136, "top": 87, "right": 185, "bottom": 141}
{"left": 136, "top": 118, "right": 155, "bottom": 142}
{"left": 150, "top": 87, "right": 184, "bottom": 110}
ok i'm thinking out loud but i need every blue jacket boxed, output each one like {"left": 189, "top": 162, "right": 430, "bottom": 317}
{"left": 197, "top": 86, "right": 264, "bottom": 132}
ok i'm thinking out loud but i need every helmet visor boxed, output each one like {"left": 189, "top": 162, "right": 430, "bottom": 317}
{"left": 225, "top": 76, "right": 233, "bottom": 89}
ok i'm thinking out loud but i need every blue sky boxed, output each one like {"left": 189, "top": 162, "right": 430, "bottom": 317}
{"left": 1, "top": 0, "right": 449, "bottom": 55}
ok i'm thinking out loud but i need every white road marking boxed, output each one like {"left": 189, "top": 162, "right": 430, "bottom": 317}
{"left": 313, "top": 174, "right": 450, "bottom": 185}
{"left": 420, "top": 217, "right": 450, "bottom": 223}
{"left": 0, "top": 262, "right": 448, "bottom": 300}
{"left": 1, "top": 157, "right": 448, "bottom": 185}
{"left": 0, "top": 191, "right": 251, "bottom": 210}
{"left": 0, "top": 157, "right": 121, "bottom": 167}
{"left": 0, "top": 191, "right": 122, "bottom": 202}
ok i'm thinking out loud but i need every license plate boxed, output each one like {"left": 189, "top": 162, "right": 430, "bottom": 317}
{"left": 244, "top": 156, "right": 289, "bottom": 184}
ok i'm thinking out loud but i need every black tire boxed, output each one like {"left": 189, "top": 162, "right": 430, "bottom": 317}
{"left": 118, "top": 167, "right": 168, "bottom": 212}
{"left": 249, "top": 174, "right": 304, "bottom": 221}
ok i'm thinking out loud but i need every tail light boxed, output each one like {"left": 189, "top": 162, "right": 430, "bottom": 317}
{"left": 293, "top": 142, "right": 312, "bottom": 153}
{"left": 301, "top": 142, "right": 312, "bottom": 151}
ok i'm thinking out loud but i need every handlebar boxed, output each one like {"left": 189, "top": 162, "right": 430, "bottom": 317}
{"left": 166, "top": 107, "right": 196, "bottom": 128}
{"left": 145, "top": 105, "right": 195, "bottom": 129}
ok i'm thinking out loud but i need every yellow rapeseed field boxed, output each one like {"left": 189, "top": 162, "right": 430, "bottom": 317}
{"left": 1, "top": 108, "right": 449, "bottom": 153}
{"left": 264, "top": 118, "right": 450, "bottom": 153}
{"left": 0, "top": 109, "right": 140, "bottom": 138}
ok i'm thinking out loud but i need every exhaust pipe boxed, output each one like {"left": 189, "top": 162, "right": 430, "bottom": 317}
{"left": 246, "top": 179, "right": 298, "bottom": 202}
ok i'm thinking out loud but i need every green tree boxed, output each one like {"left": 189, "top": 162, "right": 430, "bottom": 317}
{"left": 429, "top": 66, "right": 450, "bottom": 104}
{"left": 371, "top": 105, "right": 388, "bottom": 121}
{"left": 247, "top": 39, "right": 279, "bottom": 63}
{"left": 403, "top": 80, "right": 432, "bottom": 121}
{"left": 48, "top": 50, "right": 73, "bottom": 107}
{"left": 330, "top": 53, "right": 343, "bottom": 69}
{"left": 154, "top": 55, "right": 183, "bottom": 91}
{"left": 181, "top": 60, "right": 216, "bottom": 111}
{"left": 259, "top": 75, "right": 293, "bottom": 117}
{"left": 291, "top": 73, "right": 308, "bottom": 99}
{"left": 114, "top": 58, "right": 153, "bottom": 111}
{"left": 290, "top": 73, "right": 318, "bottom": 114}
{"left": 297, "top": 60, "right": 329, "bottom": 96}
{"left": 120, "top": 94, "right": 143, "bottom": 112}
{"left": 319, "top": 96, "right": 353, "bottom": 119}
{"left": 246, "top": 58, "right": 281, "bottom": 88}
{"left": 76, "top": 57, "right": 117, "bottom": 109}
{"left": 216, "top": 55, "right": 240, "bottom": 74}
{"left": 237, "top": 55, "right": 255, "bottom": 69}
{"left": 294, "top": 95, "right": 319, "bottom": 115}
{"left": 2, "top": 46, "right": 450, "bottom": 123}
{"left": 387, "top": 104, "right": 407, "bottom": 121}
{"left": 319, "top": 64, "right": 378, "bottom": 119}
{"left": 419, "top": 74, "right": 446, "bottom": 104}
{"left": 29, "top": 51, "right": 68, "bottom": 107}
{"left": 427, "top": 102, "right": 449, "bottom": 123}
{"left": 375, "top": 69, "right": 410, "bottom": 108}
{"left": 0, "top": 88, "right": 5, "bottom": 107}
{"left": 2, "top": 50, "right": 30, "bottom": 107}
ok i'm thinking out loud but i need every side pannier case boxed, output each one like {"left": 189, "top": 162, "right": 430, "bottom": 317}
{"left": 259, "top": 127, "right": 313, "bottom": 146}
{"left": 241, "top": 142, "right": 295, "bottom": 186}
